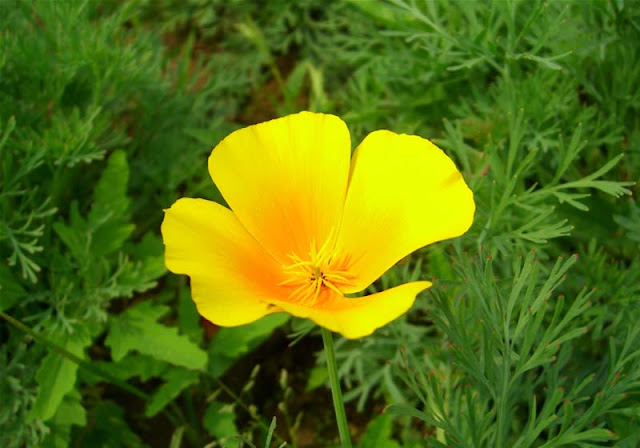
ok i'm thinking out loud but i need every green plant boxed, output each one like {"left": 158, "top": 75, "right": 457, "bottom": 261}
{"left": 2, "top": 0, "right": 639, "bottom": 446}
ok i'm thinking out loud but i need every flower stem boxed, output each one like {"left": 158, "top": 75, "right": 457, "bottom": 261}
{"left": 321, "top": 327, "right": 352, "bottom": 448}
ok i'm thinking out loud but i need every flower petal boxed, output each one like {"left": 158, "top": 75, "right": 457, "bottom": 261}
{"left": 271, "top": 281, "right": 432, "bottom": 339}
{"left": 208, "top": 112, "right": 351, "bottom": 263}
{"left": 337, "top": 131, "right": 475, "bottom": 292}
{"left": 161, "top": 198, "right": 286, "bottom": 326}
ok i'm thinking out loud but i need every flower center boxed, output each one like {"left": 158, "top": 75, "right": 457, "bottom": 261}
{"left": 279, "top": 237, "right": 354, "bottom": 305}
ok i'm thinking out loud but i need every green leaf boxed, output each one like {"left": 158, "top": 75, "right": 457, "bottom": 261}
{"left": 105, "top": 301, "right": 207, "bottom": 370}
{"left": 41, "top": 422, "right": 72, "bottom": 448}
{"left": 90, "top": 149, "right": 130, "bottom": 221}
{"left": 82, "top": 401, "right": 147, "bottom": 448}
{"left": 89, "top": 150, "right": 134, "bottom": 258}
{"left": 52, "top": 203, "right": 89, "bottom": 264}
{"left": 305, "top": 365, "right": 328, "bottom": 392}
{"left": 91, "top": 221, "right": 135, "bottom": 259}
{"left": 541, "top": 428, "right": 615, "bottom": 446}
{"left": 53, "top": 150, "right": 135, "bottom": 261}
{"left": 28, "top": 331, "right": 91, "bottom": 422}
{"left": 82, "top": 353, "right": 168, "bottom": 384}
{"left": 203, "top": 401, "right": 239, "bottom": 439}
{"left": 345, "top": 0, "right": 400, "bottom": 26}
{"left": 178, "top": 286, "right": 202, "bottom": 341}
{"left": 169, "top": 426, "right": 186, "bottom": 448}
{"left": 130, "top": 231, "right": 164, "bottom": 259}
{"left": 128, "top": 232, "right": 166, "bottom": 285}
{"left": 427, "top": 246, "right": 455, "bottom": 281}
{"left": 54, "top": 389, "right": 86, "bottom": 426}
{"left": 520, "top": 52, "right": 569, "bottom": 70}
{"left": 41, "top": 389, "right": 86, "bottom": 448}
{"left": 145, "top": 368, "right": 199, "bottom": 417}
{"left": 209, "top": 313, "right": 289, "bottom": 377}
{"left": 358, "top": 414, "right": 402, "bottom": 448}
{"left": 383, "top": 404, "right": 430, "bottom": 423}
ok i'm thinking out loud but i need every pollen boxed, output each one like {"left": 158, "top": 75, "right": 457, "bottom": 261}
{"left": 279, "top": 234, "right": 354, "bottom": 305}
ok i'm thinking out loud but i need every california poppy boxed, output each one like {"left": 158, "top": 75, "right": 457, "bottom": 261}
{"left": 161, "top": 112, "right": 474, "bottom": 339}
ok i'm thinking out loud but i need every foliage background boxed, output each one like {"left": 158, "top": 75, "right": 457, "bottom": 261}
{"left": 1, "top": 0, "right": 639, "bottom": 446}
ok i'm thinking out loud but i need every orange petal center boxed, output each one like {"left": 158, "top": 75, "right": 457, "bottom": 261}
{"left": 278, "top": 234, "right": 355, "bottom": 306}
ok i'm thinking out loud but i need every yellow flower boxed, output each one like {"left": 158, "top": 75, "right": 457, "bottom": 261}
{"left": 161, "top": 112, "right": 474, "bottom": 339}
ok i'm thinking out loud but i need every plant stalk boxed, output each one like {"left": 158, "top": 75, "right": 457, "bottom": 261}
{"left": 321, "top": 327, "right": 352, "bottom": 448}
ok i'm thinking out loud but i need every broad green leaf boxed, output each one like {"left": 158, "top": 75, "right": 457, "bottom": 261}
{"left": 145, "top": 368, "right": 199, "bottom": 417}
{"left": 53, "top": 150, "right": 134, "bottom": 262}
{"left": 54, "top": 389, "right": 86, "bottom": 426}
{"left": 41, "top": 390, "right": 86, "bottom": 448}
{"left": 358, "top": 414, "right": 402, "bottom": 448}
{"left": 130, "top": 232, "right": 167, "bottom": 282}
{"left": 90, "top": 221, "right": 135, "bottom": 259}
{"left": 131, "top": 231, "right": 164, "bottom": 257}
{"left": 105, "top": 301, "right": 207, "bottom": 370}
{"left": 90, "top": 149, "right": 130, "bottom": 221}
{"left": 178, "top": 286, "right": 202, "bottom": 341}
{"left": 28, "top": 331, "right": 90, "bottom": 422}
{"left": 203, "top": 401, "right": 238, "bottom": 439}
{"left": 209, "top": 313, "right": 289, "bottom": 377}
{"left": 89, "top": 149, "right": 134, "bottom": 257}
{"left": 41, "top": 423, "right": 71, "bottom": 448}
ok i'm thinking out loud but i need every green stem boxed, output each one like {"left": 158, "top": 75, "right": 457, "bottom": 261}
{"left": 321, "top": 328, "right": 352, "bottom": 448}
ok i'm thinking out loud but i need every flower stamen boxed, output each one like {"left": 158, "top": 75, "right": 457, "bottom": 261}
{"left": 279, "top": 233, "right": 354, "bottom": 305}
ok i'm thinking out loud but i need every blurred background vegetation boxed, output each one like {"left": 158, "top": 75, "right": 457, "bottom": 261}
{"left": 1, "top": 0, "right": 639, "bottom": 446}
